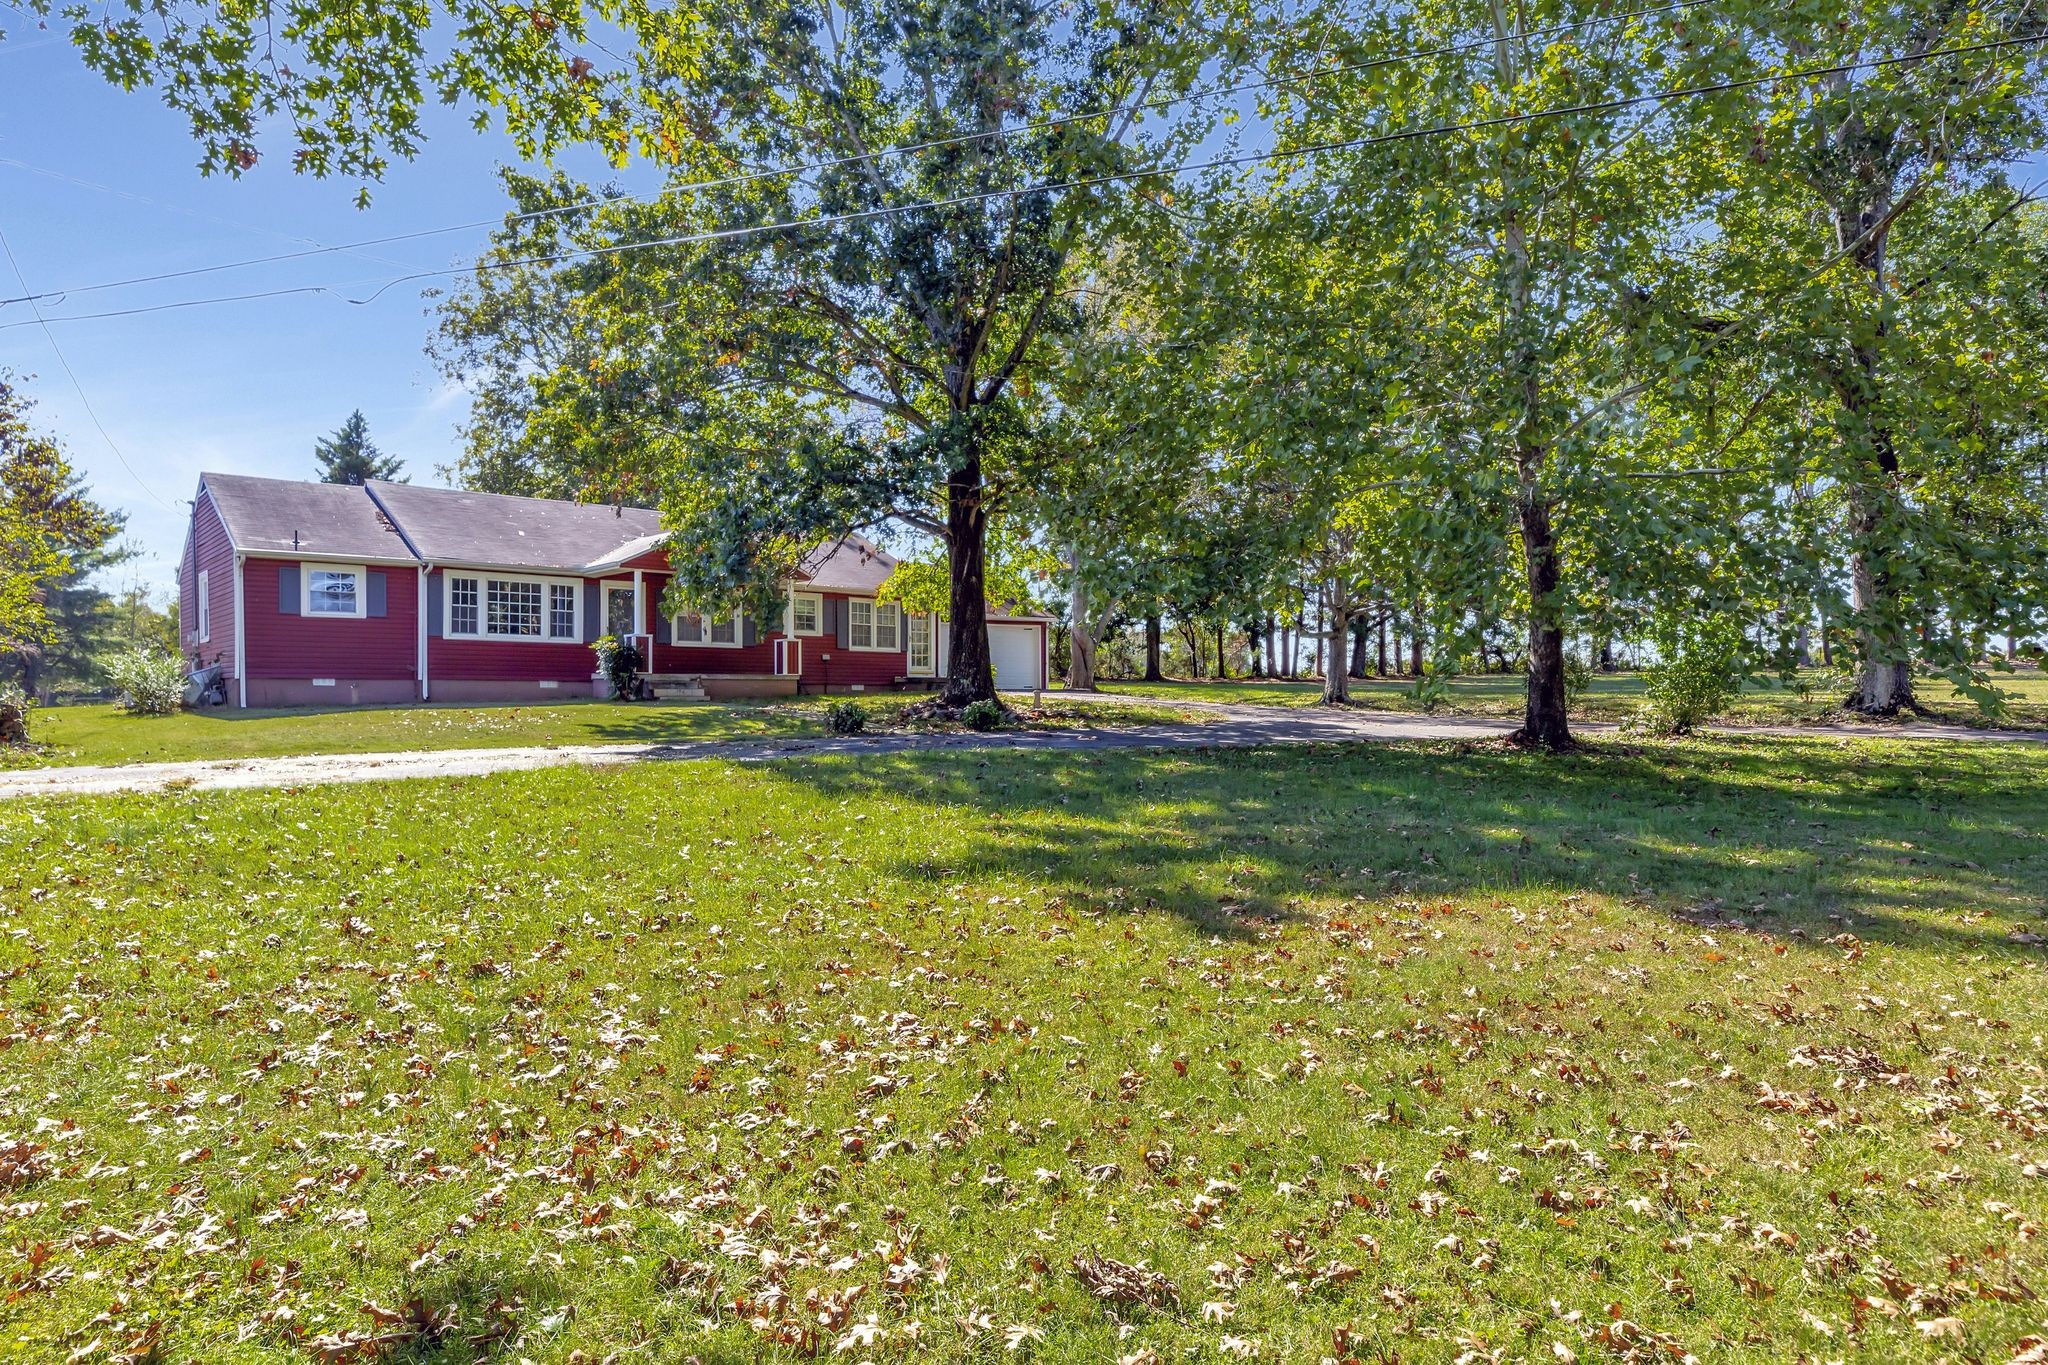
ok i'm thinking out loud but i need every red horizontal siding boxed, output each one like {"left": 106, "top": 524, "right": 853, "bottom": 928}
{"left": 429, "top": 637, "right": 596, "bottom": 682}
{"left": 243, "top": 557, "right": 418, "bottom": 680}
{"left": 182, "top": 491, "right": 238, "bottom": 677}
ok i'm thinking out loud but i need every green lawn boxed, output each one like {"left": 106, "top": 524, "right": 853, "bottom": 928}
{"left": 1083, "top": 665, "right": 2048, "bottom": 728}
{"left": 3, "top": 736, "right": 2045, "bottom": 1361}
{"left": 3, "top": 694, "right": 1210, "bottom": 769}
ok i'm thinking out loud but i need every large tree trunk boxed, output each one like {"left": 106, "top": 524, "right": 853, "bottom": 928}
{"left": 1376, "top": 608, "right": 1389, "bottom": 677}
{"left": 1143, "top": 614, "right": 1164, "bottom": 682}
{"left": 940, "top": 452, "right": 994, "bottom": 706}
{"left": 1409, "top": 603, "right": 1424, "bottom": 677}
{"left": 1349, "top": 618, "right": 1369, "bottom": 678}
{"left": 1067, "top": 556, "right": 1099, "bottom": 692}
{"left": 1845, "top": 479, "right": 1914, "bottom": 713}
{"left": 1515, "top": 495, "right": 1573, "bottom": 750}
{"left": 1321, "top": 589, "right": 1351, "bottom": 704}
{"left": 1215, "top": 622, "right": 1228, "bottom": 680}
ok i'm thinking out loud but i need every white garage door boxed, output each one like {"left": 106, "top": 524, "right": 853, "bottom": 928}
{"left": 987, "top": 624, "right": 1041, "bottom": 691}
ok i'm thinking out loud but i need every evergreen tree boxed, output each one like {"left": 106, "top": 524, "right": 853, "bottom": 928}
{"left": 1, "top": 375, "right": 124, "bottom": 688}
{"left": 313, "top": 411, "right": 405, "bottom": 485}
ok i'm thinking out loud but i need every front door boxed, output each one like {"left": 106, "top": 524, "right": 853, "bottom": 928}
{"left": 604, "top": 585, "right": 636, "bottom": 639}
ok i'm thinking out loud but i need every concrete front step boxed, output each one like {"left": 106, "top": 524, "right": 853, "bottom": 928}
{"left": 642, "top": 673, "right": 710, "bottom": 702}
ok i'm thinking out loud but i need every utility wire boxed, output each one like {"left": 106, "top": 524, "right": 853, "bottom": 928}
{"left": 0, "top": 0, "right": 1723, "bottom": 310}
{"left": 0, "top": 223, "right": 176, "bottom": 510}
{"left": 5, "top": 28, "right": 2041, "bottom": 334}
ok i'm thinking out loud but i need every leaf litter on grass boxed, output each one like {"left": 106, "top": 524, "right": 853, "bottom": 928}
{"left": 0, "top": 738, "right": 2044, "bottom": 1362}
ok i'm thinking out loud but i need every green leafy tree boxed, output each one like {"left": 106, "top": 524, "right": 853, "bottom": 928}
{"left": 0, "top": 376, "right": 124, "bottom": 678}
{"left": 1685, "top": 7, "right": 2048, "bottom": 713}
{"left": 435, "top": 0, "right": 1235, "bottom": 703}
{"left": 314, "top": 410, "right": 406, "bottom": 485}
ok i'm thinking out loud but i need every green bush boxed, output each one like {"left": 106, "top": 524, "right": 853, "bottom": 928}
{"left": 1, "top": 682, "right": 31, "bottom": 745}
{"left": 961, "top": 698, "right": 1007, "bottom": 731}
{"left": 105, "top": 649, "right": 187, "bottom": 716}
{"left": 824, "top": 700, "right": 867, "bottom": 735}
{"left": 1412, "top": 668, "right": 1450, "bottom": 714}
{"left": 592, "top": 634, "right": 643, "bottom": 701}
{"left": 1634, "top": 619, "right": 1743, "bottom": 735}
{"left": 1561, "top": 651, "right": 1593, "bottom": 710}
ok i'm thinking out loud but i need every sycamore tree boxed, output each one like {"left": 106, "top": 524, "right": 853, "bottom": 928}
{"left": 434, "top": 0, "right": 1241, "bottom": 703}
{"left": 1251, "top": 0, "right": 1750, "bottom": 747}
{"left": 1688, "top": 6, "right": 2048, "bottom": 712}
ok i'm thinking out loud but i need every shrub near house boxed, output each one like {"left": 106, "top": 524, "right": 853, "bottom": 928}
{"left": 177, "top": 473, "right": 1049, "bottom": 707}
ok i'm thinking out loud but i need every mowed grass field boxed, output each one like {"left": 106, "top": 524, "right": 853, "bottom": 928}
{"left": 4, "top": 694, "right": 1209, "bottom": 770}
{"left": 3, "top": 737, "right": 2046, "bottom": 1361}
{"left": 1084, "top": 666, "right": 2048, "bottom": 728}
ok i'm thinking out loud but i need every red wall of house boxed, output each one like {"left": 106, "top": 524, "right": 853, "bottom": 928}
{"left": 180, "top": 491, "right": 238, "bottom": 678}
{"left": 242, "top": 557, "right": 419, "bottom": 680}
{"left": 425, "top": 570, "right": 599, "bottom": 683}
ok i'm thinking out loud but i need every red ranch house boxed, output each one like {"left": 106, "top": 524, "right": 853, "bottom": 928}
{"left": 177, "top": 473, "right": 1050, "bottom": 707}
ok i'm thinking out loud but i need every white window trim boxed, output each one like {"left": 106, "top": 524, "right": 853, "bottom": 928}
{"left": 302, "top": 562, "right": 368, "bottom": 619}
{"left": 848, "top": 598, "right": 901, "bottom": 652}
{"left": 790, "top": 591, "right": 823, "bottom": 637}
{"left": 602, "top": 583, "right": 638, "bottom": 638}
{"left": 442, "top": 570, "right": 584, "bottom": 643}
{"left": 670, "top": 609, "right": 745, "bottom": 649}
{"left": 907, "top": 612, "right": 935, "bottom": 675}
{"left": 196, "top": 569, "right": 211, "bottom": 643}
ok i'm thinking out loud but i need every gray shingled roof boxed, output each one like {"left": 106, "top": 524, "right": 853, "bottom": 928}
{"left": 798, "top": 534, "right": 898, "bottom": 594}
{"left": 202, "top": 473, "right": 418, "bottom": 561}
{"left": 365, "top": 481, "right": 663, "bottom": 571}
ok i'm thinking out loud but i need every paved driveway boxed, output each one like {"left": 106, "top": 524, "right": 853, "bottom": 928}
{"left": 1, "top": 698, "right": 2037, "bottom": 800}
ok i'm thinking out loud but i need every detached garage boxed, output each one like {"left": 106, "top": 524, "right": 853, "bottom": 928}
{"left": 987, "top": 619, "right": 1048, "bottom": 691}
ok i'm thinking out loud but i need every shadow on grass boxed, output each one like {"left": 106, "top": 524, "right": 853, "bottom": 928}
{"left": 750, "top": 736, "right": 2048, "bottom": 953}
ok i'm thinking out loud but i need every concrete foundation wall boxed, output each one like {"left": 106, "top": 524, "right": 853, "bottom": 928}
{"left": 244, "top": 678, "right": 419, "bottom": 708}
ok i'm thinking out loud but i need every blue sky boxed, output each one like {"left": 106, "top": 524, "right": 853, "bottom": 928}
{"left": 0, "top": 33, "right": 645, "bottom": 599}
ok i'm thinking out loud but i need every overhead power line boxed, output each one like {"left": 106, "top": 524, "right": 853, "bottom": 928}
{"left": 0, "top": 223, "right": 176, "bottom": 510}
{"left": 0, "top": 0, "right": 1722, "bottom": 310}
{"left": 5, "top": 28, "right": 2041, "bottom": 335}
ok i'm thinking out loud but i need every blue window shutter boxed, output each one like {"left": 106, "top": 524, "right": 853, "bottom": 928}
{"left": 278, "top": 565, "right": 300, "bottom": 615}
{"left": 833, "top": 598, "right": 850, "bottom": 649}
{"left": 653, "top": 610, "right": 670, "bottom": 645}
{"left": 743, "top": 614, "right": 759, "bottom": 647}
{"left": 367, "top": 571, "right": 387, "bottom": 617}
{"left": 582, "top": 582, "right": 600, "bottom": 643}
{"left": 427, "top": 573, "right": 443, "bottom": 636}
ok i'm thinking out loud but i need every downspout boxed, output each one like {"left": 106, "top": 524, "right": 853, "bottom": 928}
{"left": 417, "top": 564, "right": 430, "bottom": 701}
{"left": 232, "top": 553, "right": 247, "bottom": 708}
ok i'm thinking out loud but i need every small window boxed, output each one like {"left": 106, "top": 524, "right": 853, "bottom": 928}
{"left": 196, "top": 570, "right": 211, "bottom": 642}
{"left": 673, "top": 610, "right": 741, "bottom": 646}
{"left": 304, "top": 564, "right": 365, "bottom": 617}
{"left": 549, "top": 583, "right": 578, "bottom": 640}
{"left": 874, "top": 602, "right": 900, "bottom": 651}
{"left": 791, "top": 592, "right": 821, "bottom": 635}
{"left": 849, "top": 599, "right": 873, "bottom": 649}
{"left": 449, "top": 575, "right": 480, "bottom": 635}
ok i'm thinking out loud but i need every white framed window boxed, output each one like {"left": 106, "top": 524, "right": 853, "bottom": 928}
{"left": 444, "top": 572, "right": 581, "bottom": 642}
{"left": 790, "top": 592, "right": 822, "bottom": 636}
{"left": 849, "top": 599, "right": 900, "bottom": 651}
{"left": 672, "top": 609, "right": 743, "bottom": 648}
{"left": 604, "top": 584, "right": 636, "bottom": 637}
{"left": 303, "top": 563, "right": 366, "bottom": 618}
{"left": 549, "top": 583, "right": 577, "bottom": 639}
{"left": 907, "top": 613, "right": 934, "bottom": 673}
{"left": 196, "top": 570, "right": 211, "bottom": 642}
